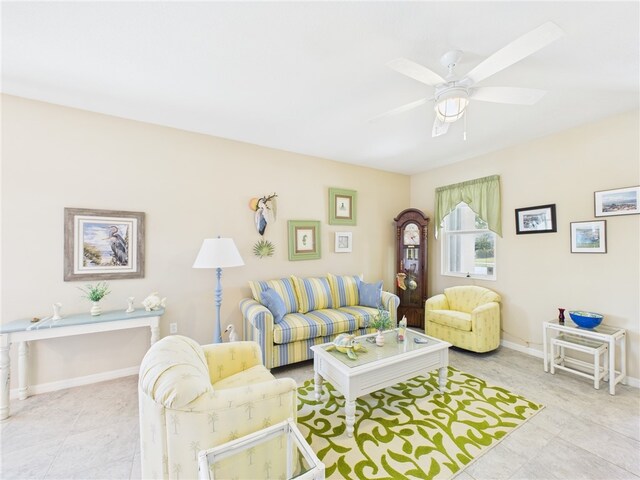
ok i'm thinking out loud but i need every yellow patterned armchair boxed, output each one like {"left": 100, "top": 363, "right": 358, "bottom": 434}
{"left": 425, "top": 286, "right": 501, "bottom": 353}
{"left": 138, "top": 335, "right": 298, "bottom": 479}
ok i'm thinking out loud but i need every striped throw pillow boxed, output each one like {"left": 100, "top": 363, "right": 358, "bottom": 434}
{"left": 291, "top": 276, "right": 334, "bottom": 313}
{"left": 248, "top": 278, "right": 299, "bottom": 314}
{"left": 327, "top": 273, "right": 360, "bottom": 307}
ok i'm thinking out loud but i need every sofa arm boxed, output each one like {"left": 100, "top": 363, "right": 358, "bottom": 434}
{"left": 202, "top": 341, "right": 263, "bottom": 384}
{"left": 426, "top": 294, "right": 449, "bottom": 311}
{"left": 381, "top": 290, "right": 400, "bottom": 325}
{"left": 240, "top": 298, "right": 275, "bottom": 369}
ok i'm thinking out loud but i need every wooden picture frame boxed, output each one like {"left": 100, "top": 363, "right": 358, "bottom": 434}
{"left": 594, "top": 186, "right": 639, "bottom": 217}
{"left": 334, "top": 232, "right": 352, "bottom": 253}
{"left": 64, "top": 207, "right": 145, "bottom": 281}
{"left": 515, "top": 204, "right": 557, "bottom": 234}
{"left": 570, "top": 220, "right": 607, "bottom": 254}
{"left": 329, "top": 188, "right": 357, "bottom": 225}
{"left": 288, "top": 220, "right": 321, "bottom": 261}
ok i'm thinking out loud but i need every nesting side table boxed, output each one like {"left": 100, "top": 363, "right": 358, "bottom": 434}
{"left": 542, "top": 320, "right": 626, "bottom": 395}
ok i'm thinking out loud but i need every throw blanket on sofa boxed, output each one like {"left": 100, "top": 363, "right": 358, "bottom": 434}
{"left": 240, "top": 274, "right": 400, "bottom": 369}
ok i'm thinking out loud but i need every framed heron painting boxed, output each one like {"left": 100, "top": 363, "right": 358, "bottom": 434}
{"left": 64, "top": 208, "right": 145, "bottom": 281}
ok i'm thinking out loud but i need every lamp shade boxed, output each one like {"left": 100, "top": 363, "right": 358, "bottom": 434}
{"left": 193, "top": 238, "right": 244, "bottom": 269}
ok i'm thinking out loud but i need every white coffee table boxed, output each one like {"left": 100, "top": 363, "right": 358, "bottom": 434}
{"left": 311, "top": 329, "right": 451, "bottom": 437}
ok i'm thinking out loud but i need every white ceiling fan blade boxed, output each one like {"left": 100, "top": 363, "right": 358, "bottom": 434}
{"left": 369, "top": 97, "right": 430, "bottom": 122}
{"left": 464, "top": 21, "right": 565, "bottom": 86}
{"left": 471, "top": 87, "right": 547, "bottom": 105}
{"left": 387, "top": 58, "right": 446, "bottom": 87}
{"left": 432, "top": 117, "right": 450, "bottom": 137}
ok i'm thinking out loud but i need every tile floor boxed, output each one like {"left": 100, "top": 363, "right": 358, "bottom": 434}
{"left": 1, "top": 346, "right": 638, "bottom": 479}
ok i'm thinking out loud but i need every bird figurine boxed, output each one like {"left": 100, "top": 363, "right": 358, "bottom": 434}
{"left": 224, "top": 324, "right": 239, "bottom": 342}
{"left": 251, "top": 193, "right": 278, "bottom": 236}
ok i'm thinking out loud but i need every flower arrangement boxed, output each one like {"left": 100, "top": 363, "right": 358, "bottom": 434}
{"left": 369, "top": 307, "right": 392, "bottom": 331}
{"left": 78, "top": 282, "right": 111, "bottom": 302}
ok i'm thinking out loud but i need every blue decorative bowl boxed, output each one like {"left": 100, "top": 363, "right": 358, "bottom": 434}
{"left": 569, "top": 311, "right": 603, "bottom": 329}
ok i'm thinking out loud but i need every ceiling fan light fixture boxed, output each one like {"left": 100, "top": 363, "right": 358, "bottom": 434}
{"left": 435, "top": 87, "right": 469, "bottom": 123}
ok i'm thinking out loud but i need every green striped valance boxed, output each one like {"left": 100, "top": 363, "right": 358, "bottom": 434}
{"left": 434, "top": 174, "right": 502, "bottom": 239}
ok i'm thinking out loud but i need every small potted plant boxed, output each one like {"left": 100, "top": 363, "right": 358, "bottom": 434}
{"left": 369, "top": 307, "right": 392, "bottom": 346}
{"left": 79, "top": 282, "right": 111, "bottom": 316}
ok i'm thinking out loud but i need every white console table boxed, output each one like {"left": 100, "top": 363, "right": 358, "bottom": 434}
{"left": 0, "top": 307, "right": 164, "bottom": 419}
{"left": 542, "top": 319, "right": 626, "bottom": 395}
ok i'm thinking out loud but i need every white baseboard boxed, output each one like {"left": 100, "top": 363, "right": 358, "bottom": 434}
{"left": 500, "top": 340, "right": 639, "bottom": 389}
{"left": 10, "top": 366, "right": 139, "bottom": 400}
{"left": 9, "top": 341, "right": 639, "bottom": 398}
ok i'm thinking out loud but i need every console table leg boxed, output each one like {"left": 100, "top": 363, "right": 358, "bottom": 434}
{"left": 345, "top": 400, "right": 356, "bottom": 438}
{"left": 150, "top": 324, "right": 160, "bottom": 346}
{"left": 0, "top": 335, "right": 10, "bottom": 420}
{"left": 18, "top": 341, "right": 29, "bottom": 400}
{"left": 620, "top": 334, "right": 627, "bottom": 385}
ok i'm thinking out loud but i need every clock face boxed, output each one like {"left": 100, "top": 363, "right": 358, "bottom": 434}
{"left": 403, "top": 223, "right": 420, "bottom": 245}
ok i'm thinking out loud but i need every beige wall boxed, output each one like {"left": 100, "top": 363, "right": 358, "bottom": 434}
{"left": 411, "top": 109, "right": 640, "bottom": 380}
{"left": 1, "top": 94, "right": 410, "bottom": 389}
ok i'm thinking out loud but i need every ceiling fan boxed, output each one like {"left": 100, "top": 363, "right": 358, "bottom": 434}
{"left": 375, "top": 21, "right": 565, "bottom": 138}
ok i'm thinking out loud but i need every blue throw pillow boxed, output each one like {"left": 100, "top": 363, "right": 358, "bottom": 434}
{"left": 357, "top": 279, "right": 383, "bottom": 308}
{"left": 260, "top": 287, "right": 287, "bottom": 324}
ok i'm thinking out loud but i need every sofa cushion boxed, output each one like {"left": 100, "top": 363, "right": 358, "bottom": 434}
{"left": 291, "top": 276, "right": 334, "bottom": 313}
{"left": 273, "top": 309, "right": 357, "bottom": 344}
{"left": 327, "top": 273, "right": 360, "bottom": 307}
{"left": 426, "top": 310, "right": 472, "bottom": 332}
{"left": 336, "top": 306, "right": 380, "bottom": 329}
{"left": 260, "top": 288, "right": 287, "bottom": 324}
{"left": 249, "top": 278, "right": 299, "bottom": 314}
{"left": 357, "top": 279, "right": 383, "bottom": 308}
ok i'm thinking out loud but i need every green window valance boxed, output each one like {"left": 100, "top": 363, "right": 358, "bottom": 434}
{"left": 434, "top": 174, "right": 502, "bottom": 239}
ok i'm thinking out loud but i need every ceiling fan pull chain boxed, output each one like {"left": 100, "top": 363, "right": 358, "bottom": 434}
{"left": 463, "top": 107, "right": 468, "bottom": 141}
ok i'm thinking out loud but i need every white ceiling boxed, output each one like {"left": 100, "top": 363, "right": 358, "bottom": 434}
{"left": 2, "top": 1, "right": 639, "bottom": 175}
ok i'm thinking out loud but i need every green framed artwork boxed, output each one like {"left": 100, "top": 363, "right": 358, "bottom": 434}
{"left": 288, "top": 220, "right": 321, "bottom": 261}
{"left": 329, "top": 188, "right": 357, "bottom": 225}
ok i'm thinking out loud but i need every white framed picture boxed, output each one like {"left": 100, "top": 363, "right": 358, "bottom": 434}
{"left": 335, "top": 232, "right": 352, "bottom": 253}
{"left": 570, "top": 220, "right": 606, "bottom": 254}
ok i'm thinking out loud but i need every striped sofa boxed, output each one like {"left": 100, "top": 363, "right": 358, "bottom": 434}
{"left": 240, "top": 274, "right": 400, "bottom": 369}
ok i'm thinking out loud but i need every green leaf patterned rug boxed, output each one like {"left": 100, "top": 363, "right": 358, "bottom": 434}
{"left": 296, "top": 367, "right": 543, "bottom": 479}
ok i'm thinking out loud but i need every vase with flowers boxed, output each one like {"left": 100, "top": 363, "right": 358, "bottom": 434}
{"left": 369, "top": 307, "right": 392, "bottom": 346}
{"left": 79, "top": 282, "right": 111, "bottom": 316}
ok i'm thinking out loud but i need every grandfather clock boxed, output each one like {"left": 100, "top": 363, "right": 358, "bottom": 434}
{"left": 394, "top": 208, "right": 429, "bottom": 329}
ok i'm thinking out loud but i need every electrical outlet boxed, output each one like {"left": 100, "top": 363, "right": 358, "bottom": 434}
{"left": 169, "top": 323, "right": 178, "bottom": 334}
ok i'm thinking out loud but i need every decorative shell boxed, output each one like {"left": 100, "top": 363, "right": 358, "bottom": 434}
{"left": 253, "top": 239, "right": 275, "bottom": 258}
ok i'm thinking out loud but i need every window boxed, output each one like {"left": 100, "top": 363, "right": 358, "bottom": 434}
{"left": 442, "top": 202, "right": 496, "bottom": 280}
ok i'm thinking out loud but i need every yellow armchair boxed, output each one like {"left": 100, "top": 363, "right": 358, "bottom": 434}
{"left": 138, "top": 335, "right": 297, "bottom": 479}
{"left": 425, "top": 286, "right": 501, "bottom": 353}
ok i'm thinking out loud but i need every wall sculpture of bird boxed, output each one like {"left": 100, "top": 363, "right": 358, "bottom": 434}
{"left": 224, "top": 324, "right": 239, "bottom": 342}
{"left": 250, "top": 193, "right": 278, "bottom": 236}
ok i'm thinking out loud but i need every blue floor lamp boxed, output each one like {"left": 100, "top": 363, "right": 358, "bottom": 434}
{"left": 193, "top": 237, "right": 244, "bottom": 343}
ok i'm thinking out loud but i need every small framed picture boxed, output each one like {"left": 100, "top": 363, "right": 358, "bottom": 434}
{"left": 570, "top": 220, "right": 607, "bottom": 254}
{"left": 594, "top": 186, "right": 639, "bottom": 217}
{"left": 515, "top": 204, "right": 557, "bottom": 234}
{"left": 64, "top": 208, "right": 145, "bottom": 281}
{"left": 334, "top": 232, "right": 352, "bottom": 253}
{"left": 288, "top": 220, "right": 321, "bottom": 261}
{"left": 329, "top": 188, "right": 357, "bottom": 225}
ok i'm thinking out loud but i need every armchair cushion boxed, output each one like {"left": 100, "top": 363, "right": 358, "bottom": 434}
{"left": 212, "top": 364, "right": 276, "bottom": 389}
{"left": 445, "top": 285, "right": 501, "bottom": 313}
{"left": 427, "top": 310, "right": 472, "bottom": 331}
